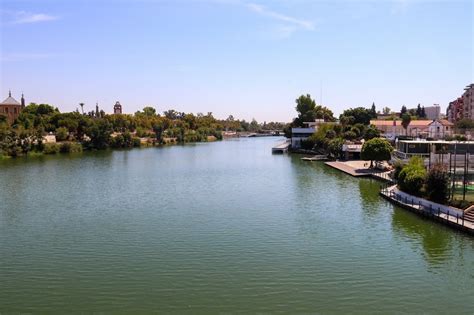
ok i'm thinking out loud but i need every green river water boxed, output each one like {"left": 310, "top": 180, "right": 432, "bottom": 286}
{"left": 0, "top": 137, "right": 473, "bottom": 313}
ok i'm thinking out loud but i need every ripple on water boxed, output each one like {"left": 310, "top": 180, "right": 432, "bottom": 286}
{"left": 0, "top": 139, "right": 474, "bottom": 313}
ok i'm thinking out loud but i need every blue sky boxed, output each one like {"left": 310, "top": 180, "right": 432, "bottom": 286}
{"left": 1, "top": 0, "right": 472, "bottom": 122}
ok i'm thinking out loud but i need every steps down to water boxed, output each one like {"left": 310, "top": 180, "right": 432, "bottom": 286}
{"left": 464, "top": 209, "right": 474, "bottom": 223}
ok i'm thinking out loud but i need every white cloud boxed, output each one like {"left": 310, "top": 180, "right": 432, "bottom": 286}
{"left": 246, "top": 3, "right": 315, "bottom": 31}
{"left": 3, "top": 10, "right": 59, "bottom": 24}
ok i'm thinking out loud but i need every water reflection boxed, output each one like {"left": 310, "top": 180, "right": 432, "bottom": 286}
{"left": 391, "top": 208, "right": 453, "bottom": 267}
{"left": 358, "top": 179, "right": 382, "bottom": 218}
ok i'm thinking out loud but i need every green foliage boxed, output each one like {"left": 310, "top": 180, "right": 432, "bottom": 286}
{"left": 43, "top": 143, "right": 60, "bottom": 154}
{"left": 363, "top": 125, "right": 380, "bottom": 140}
{"left": 292, "top": 94, "right": 335, "bottom": 127}
{"left": 425, "top": 164, "right": 449, "bottom": 204}
{"left": 392, "top": 160, "right": 404, "bottom": 180}
{"left": 401, "top": 113, "right": 411, "bottom": 133}
{"left": 455, "top": 118, "right": 474, "bottom": 130}
{"left": 327, "top": 137, "right": 344, "bottom": 158}
{"left": 55, "top": 127, "right": 69, "bottom": 141}
{"left": 361, "top": 138, "right": 392, "bottom": 166}
{"left": 340, "top": 107, "right": 373, "bottom": 125}
{"left": 398, "top": 157, "right": 426, "bottom": 196}
{"left": 59, "top": 142, "right": 83, "bottom": 153}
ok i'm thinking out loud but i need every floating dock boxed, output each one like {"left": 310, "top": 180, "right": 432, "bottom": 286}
{"left": 272, "top": 141, "right": 291, "bottom": 153}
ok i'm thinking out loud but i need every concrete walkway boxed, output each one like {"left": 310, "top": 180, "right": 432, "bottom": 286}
{"left": 325, "top": 160, "right": 385, "bottom": 177}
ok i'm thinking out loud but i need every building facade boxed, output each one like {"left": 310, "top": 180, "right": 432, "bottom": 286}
{"left": 423, "top": 105, "right": 441, "bottom": 120}
{"left": 427, "top": 119, "right": 454, "bottom": 139}
{"left": 0, "top": 91, "right": 25, "bottom": 124}
{"left": 370, "top": 120, "right": 432, "bottom": 139}
{"left": 113, "top": 101, "right": 122, "bottom": 114}
{"left": 447, "top": 98, "right": 463, "bottom": 123}
{"left": 462, "top": 84, "right": 474, "bottom": 119}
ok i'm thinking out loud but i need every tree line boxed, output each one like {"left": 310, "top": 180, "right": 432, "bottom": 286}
{"left": 0, "top": 103, "right": 286, "bottom": 158}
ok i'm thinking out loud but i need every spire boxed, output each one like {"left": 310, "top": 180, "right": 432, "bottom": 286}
{"left": 21, "top": 93, "right": 25, "bottom": 108}
{"left": 8, "top": 90, "right": 11, "bottom": 97}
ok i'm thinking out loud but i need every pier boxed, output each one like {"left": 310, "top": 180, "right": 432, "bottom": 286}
{"left": 272, "top": 140, "right": 291, "bottom": 153}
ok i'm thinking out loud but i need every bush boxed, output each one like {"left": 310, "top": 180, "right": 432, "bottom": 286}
{"left": 425, "top": 164, "right": 449, "bottom": 204}
{"left": 397, "top": 157, "right": 426, "bottom": 196}
{"left": 392, "top": 160, "right": 404, "bottom": 180}
{"left": 55, "top": 127, "right": 69, "bottom": 141}
{"left": 43, "top": 143, "right": 60, "bottom": 154}
{"left": 132, "top": 137, "right": 141, "bottom": 147}
{"left": 59, "top": 142, "right": 83, "bottom": 153}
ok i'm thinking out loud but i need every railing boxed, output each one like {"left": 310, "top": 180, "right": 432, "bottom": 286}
{"left": 380, "top": 187, "right": 468, "bottom": 227}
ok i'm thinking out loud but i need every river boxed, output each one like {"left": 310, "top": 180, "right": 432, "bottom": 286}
{"left": 0, "top": 137, "right": 473, "bottom": 313}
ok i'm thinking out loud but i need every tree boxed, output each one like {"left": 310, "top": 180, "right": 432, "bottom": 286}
{"left": 420, "top": 106, "right": 426, "bottom": 118}
{"left": 340, "top": 107, "right": 373, "bottom": 125}
{"left": 55, "top": 127, "right": 68, "bottom": 141}
{"left": 363, "top": 125, "right": 380, "bottom": 140}
{"left": 382, "top": 107, "right": 391, "bottom": 115}
{"left": 142, "top": 106, "right": 156, "bottom": 116}
{"left": 400, "top": 105, "right": 407, "bottom": 117}
{"left": 401, "top": 113, "right": 411, "bottom": 135}
{"left": 425, "top": 164, "right": 449, "bottom": 204}
{"left": 327, "top": 137, "right": 343, "bottom": 158}
{"left": 293, "top": 94, "right": 316, "bottom": 127}
{"left": 360, "top": 138, "right": 393, "bottom": 168}
{"left": 416, "top": 104, "right": 422, "bottom": 117}
{"left": 370, "top": 102, "right": 377, "bottom": 118}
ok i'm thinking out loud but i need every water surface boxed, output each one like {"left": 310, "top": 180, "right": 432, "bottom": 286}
{"left": 1, "top": 138, "right": 473, "bottom": 313}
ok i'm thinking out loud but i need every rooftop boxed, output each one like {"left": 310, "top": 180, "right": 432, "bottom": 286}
{"left": 0, "top": 91, "right": 20, "bottom": 106}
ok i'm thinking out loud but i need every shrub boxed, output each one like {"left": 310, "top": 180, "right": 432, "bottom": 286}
{"left": 392, "top": 160, "right": 404, "bottom": 180}
{"left": 59, "top": 142, "right": 83, "bottom": 153}
{"left": 55, "top": 127, "right": 69, "bottom": 141}
{"left": 425, "top": 164, "right": 449, "bottom": 204}
{"left": 43, "top": 143, "right": 60, "bottom": 154}
{"left": 397, "top": 157, "right": 426, "bottom": 196}
{"left": 132, "top": 137, "right": 141, "bottom": 147}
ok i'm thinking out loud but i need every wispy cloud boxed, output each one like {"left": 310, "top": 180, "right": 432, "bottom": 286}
{"left": 2, "top": 10, "right": 59, "bottom": 25}
{"left": 246, "top": 3, "right": 315, "bottom": 31}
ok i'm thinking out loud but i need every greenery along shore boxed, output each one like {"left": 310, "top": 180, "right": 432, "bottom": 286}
{"left": 0, "top": 104, "right": 286, "bottom": 158}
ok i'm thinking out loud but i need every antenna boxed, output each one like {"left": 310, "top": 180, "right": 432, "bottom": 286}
{"left": 320, "top": 80, "right": 323, "bottom": 105}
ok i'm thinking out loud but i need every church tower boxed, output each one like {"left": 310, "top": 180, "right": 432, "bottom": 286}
{"left": 21, "top": 93, "right": 25, "bottom": 109}
{"left": 114, "top": 101, "right": 122, "bottom": 114}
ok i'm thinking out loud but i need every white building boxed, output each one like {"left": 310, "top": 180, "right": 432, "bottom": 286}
{"left": 291, "top": 127, "right": 315, "bottom": 148}
{"left": 290, "top": 120, "right": 336, "bottom": 149}
{"left": 427, "top": 119, "right": 454, "bottom": 139}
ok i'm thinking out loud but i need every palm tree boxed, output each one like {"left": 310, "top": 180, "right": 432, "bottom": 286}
{"left": 79, "top": 102, "right": 84, "bottom": 115}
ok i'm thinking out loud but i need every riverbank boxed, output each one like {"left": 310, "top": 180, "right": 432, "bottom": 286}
{"left": 323, "top": 159, "right": 474, "bottom": 235}
{"left": 380, "top": 185, "right": 474, "bottom": 235}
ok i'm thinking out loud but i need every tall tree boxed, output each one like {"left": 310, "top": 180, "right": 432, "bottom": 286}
{"left": 370, "top": 102, "right": 377, "bottom": 118}
{"left": 401, "top": 113, "right": 411, "bottom": 135}
{"left": 400, "top": 105, "right": 407, "bottom": 117}
{"left": 294, "top": 94, "right": 316, "bottom": 127}
{"left": 420, "top": 106, "right": 426, "bottom": 118}
{"left": 416, "top": 103, "right": 422, "bottom": 117}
